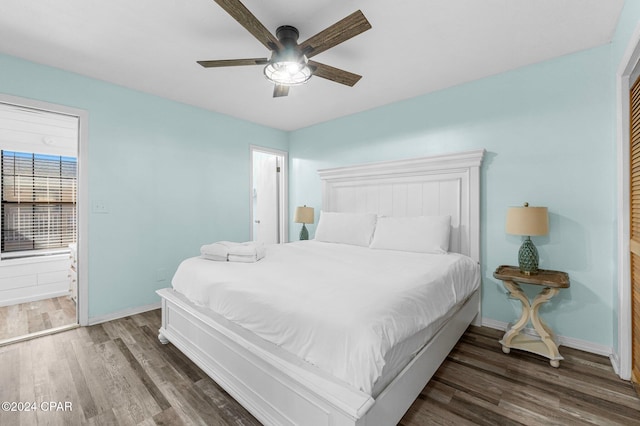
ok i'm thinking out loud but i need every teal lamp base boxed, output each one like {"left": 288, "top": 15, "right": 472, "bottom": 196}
{"left": 518, "top": 236, "right": 539, "bottom": 275}
{"left": 299, "top": 223, "right": 309, "bottom": 240}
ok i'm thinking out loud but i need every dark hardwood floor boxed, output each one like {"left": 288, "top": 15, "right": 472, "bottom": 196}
{"left": 401, "top": 327, "right": 640, "bottom": 425}
{"left": 0, "top": 296, "right": 76, "bottom": 341}
{"left": 0, "top": 310, "right": 638, "bottom": 425}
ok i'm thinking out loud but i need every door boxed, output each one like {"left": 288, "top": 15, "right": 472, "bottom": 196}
{"left": 250, "top": 147, "right": 287, "bottom": 244}
{"left": 254, "top": 154, "right": 279, "bottom": 244}
{"left": 0, "top": 99, "right": 81, "bottom": 343}
{"left": 629, "top": 76, "right": 640, "bottom": 392}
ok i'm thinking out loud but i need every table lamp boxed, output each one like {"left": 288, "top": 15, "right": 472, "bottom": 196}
{"left": 506, "top": 202, "right": 549, "bottom": 275}
{"left": 294, "top": 205, "right": 314, "bottom": 240}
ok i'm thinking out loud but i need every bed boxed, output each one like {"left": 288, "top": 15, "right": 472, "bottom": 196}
{"left": 157, "top": 149, "right": 485, "bottom": 426}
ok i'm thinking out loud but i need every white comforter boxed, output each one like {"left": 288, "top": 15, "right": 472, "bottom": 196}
{"left": 172, "top": 240, "right": 480, "bottom": 394}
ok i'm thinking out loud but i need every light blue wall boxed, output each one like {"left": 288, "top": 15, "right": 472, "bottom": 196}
{"left": 288, "top": 5, "right": 640, "bottom": 348}
{"left": 2, "top": 2, "right": 639, "bottom": 348}
{"left": 0, "top": 53, "right": 288, "bottom": 320}
{"left": 613, "top": 1, "right": 640, "bottom": 64}
{"left": 610, "top": 0, "right": 640, "bottom": 357}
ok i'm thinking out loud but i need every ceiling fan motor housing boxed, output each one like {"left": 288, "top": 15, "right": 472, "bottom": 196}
{"left": 276, "top": 25, "right": 300, "bottom": 47}
{"left": 270, "top": 25, "right": 306, "bottom": 70}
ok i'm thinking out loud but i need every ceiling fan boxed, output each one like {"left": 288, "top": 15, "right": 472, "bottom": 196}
{"left": 197, "top": 0, "right": 372, "bottom": 97}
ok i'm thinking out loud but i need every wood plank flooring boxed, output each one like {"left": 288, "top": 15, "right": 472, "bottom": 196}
{"left": 401, "top": 327, "right": 640, "bottom": 426}
{"left": 0, "top": 296, "right": 76, "bottom": 341}
{"left": 0, "top": 310, "right": 638, "bottom": 425}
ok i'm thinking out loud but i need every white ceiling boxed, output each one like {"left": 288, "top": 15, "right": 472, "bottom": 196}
{"left": 0, "top": 0, "right": 625, "bottom": 131}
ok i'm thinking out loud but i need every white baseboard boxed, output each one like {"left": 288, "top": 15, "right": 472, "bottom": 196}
{"left": 610, "top": 352, "right": 621, "bottom": 376}
{"left": 0, "top": 290, "right": 71, "bottom": 307}
{"left": 88, "top": 302, "right": 161, "bottom": 326}
{"left": 481, "top": 317, "right": 613, "bottom": 357}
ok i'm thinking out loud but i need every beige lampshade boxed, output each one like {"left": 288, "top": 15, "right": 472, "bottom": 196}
{"left": 294, "top": 206, "right": 314, "bottom": 224}
{"left": 506, "top": 204, "right": 549, "bottom": 236}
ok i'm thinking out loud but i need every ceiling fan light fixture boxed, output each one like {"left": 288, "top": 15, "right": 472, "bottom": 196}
{"left": 264, "top": 52, "right": 312, "bottom": 86}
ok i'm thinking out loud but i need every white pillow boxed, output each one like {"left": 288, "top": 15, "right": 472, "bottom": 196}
{"left": 314, "top": 211, "right": 377, "bottom": 247}
{"left": 370, "top": 215, "right": 451, "bottom": 253}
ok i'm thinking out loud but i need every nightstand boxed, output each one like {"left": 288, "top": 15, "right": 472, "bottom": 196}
{"left": 493, "top": 265, "right": 570, "bottom": 367}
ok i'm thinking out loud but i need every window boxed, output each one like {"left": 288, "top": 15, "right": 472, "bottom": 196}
{"left": 1, "top": 150, "right": 77, "bottom": 257}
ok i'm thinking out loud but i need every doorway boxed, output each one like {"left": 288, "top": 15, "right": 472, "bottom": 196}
{"left": 619, "top": 28, "right": 640, "bottom": 392}
{"left": 250, "top": 146, "right": 288, "bottom": 244}
{"left": 0, "top": 95, "right": 87, "bottom": 344}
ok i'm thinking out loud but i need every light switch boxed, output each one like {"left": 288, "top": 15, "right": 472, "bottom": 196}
{"left": 92, "top": 200, "right": 109, "bottom": 213}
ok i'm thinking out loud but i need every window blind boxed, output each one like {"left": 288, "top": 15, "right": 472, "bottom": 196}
{"left": 1, "top": 150, "right": 77, "bottom": 254}
{"left": 631, "top": 77, "right": 640, "bottom": 384}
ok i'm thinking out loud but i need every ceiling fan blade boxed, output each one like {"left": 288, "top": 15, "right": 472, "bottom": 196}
{"left": 298, "top": 10, "right": 371, "bottom": 59}
{"left": 197, "top": 58, "right": 269, "bottom": 68}
{"left": 273, "top": 84, "right": 290, "bottom": 97}
{"left": 308, "top": 61, "right": 362, "bottom": 87}
{"left": 212, "top": 0, "right": 283, "bottom": 51}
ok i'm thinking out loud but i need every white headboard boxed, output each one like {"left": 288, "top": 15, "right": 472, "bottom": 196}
{"left": 317, "top": 149, "right": 485, "bottom": 262}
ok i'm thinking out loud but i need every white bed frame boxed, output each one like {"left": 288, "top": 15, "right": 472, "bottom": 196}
{"left": 157, "top": 149, "right": 485, "bottom": 426}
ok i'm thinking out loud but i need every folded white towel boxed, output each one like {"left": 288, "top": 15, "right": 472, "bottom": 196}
{"left": 200, "top": 241, "right": 266, "bottom": 262}
{"left": 228, "top": 242, "right": 264, "bottom": 256}
{"left": 228, "top": 254, "right": 263, "bottom": 263}
{"left": 228, "top": 242, "right": 266, "bottom": 263}
{"left": 201, "top": 254, "right": 228, "bottom": 262}
{"left": 200, "top": 241, "right": 236, "bottom": 261}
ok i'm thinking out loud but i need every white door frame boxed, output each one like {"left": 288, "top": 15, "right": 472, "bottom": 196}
{"left": 615, "top": 21, "right": 640, "bottom": 380}
{"left": 249, "top": 145, "right": 288, "bottom": 243}
{"left": 0, "top": 93, "right": 89, "bottom": 326}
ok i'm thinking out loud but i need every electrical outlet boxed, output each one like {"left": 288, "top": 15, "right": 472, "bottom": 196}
{"left": 92, "top": 200, "right": 109, "bottom": 214}
{"left": 156, "top": 268, "right": 168, "bottom": 282}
